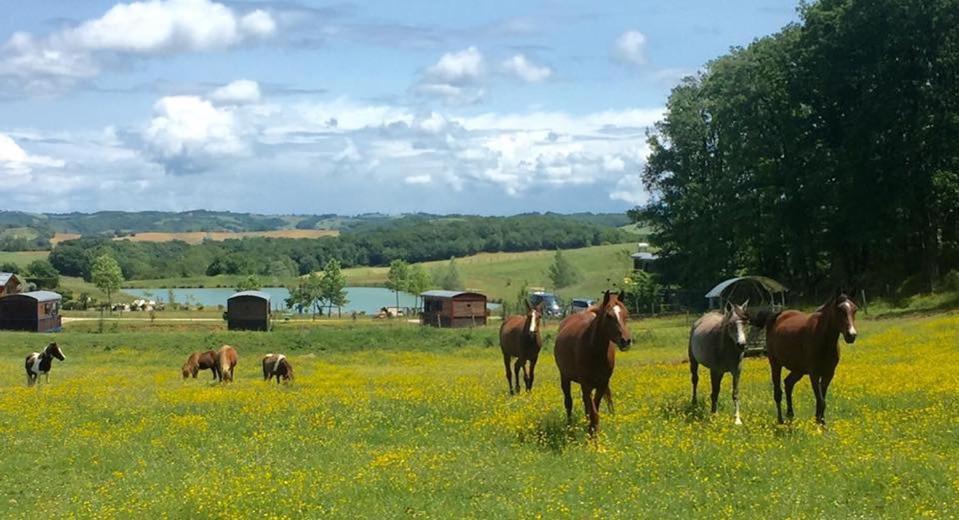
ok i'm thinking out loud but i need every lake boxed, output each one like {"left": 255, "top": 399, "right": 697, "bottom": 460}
{"left": 123, "top": 287, "right": 417, "bottom": 315}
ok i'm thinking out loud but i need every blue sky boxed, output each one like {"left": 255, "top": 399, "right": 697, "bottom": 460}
{"left": 0, "top": 0, "right": 797, "bottom": 215}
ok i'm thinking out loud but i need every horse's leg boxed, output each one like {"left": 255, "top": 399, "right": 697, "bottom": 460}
{"left": 520, "top": 359, "right": 530, "bottom": 391}
{"left": 502, "top": 354, "right": 513, "bottom": 394}
{"left": 592, "top": 384, "right": 606, "bottom": 417}
{"left": 820, "top": 372, "right": 834, "bottom": 425}
{"left": 770, "top": 361, "right": 784, "bottom": 424}
{"left": 525, "top": 358, "right": 537, "bottom": 392}
{"left": 810, "top": 373, "right": 825, "bottom": 425}
{"left": 582, "top": 386, "right": 598, "bottom": 435}
{"left": 689, "top": 355, "right": 699, "bottom": 403}
{"left": 561, "top": 377, "right": 573, "bottom": 423}
{"left": 783, "top": 371, "right": 803, "bottom": 420}
{"left": 732, "top": 369, "right": 742, "bottom": 425}
{"left": 709, "top": 369, "right": 723, "bottom": 414}
{"left": 513, "top": 358, "right": 523, "bottom": 395}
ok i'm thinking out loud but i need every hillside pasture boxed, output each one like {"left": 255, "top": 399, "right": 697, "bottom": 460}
{"left": 112, "top": 229, "right": 338, "bottom": 244}
{"left": 0, "top": 313, "right": 955, "bottom": 517}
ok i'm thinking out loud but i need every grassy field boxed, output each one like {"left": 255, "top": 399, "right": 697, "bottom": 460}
{"left": 0, "top": 312, "right": 956, "bottom": 517}
{"left": 0, "top": 250, "right": 49, "bottom": 267}
{"left": 48, "top": 229, "right": 338, "bottom": 245}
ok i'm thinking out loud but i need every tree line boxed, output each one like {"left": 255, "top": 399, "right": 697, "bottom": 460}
{"left": 636, "top": 0, "right": 959, "bottom": 300}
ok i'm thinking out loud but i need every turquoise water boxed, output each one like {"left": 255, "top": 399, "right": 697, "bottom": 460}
{"left": 123, "top": 287, "right": 417, "bottom": 314}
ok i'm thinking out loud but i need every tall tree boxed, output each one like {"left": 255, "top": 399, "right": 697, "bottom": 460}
{"left": 91, "top": 254, "right": 123, "bottom": 312}
{"left": 25, "top": 259, "right": 60, "bottom": 289}
{"left": 386, "top": 259, "right": 411, "bottom": 310}
{"left": 548, "top": 249, "right": 580, "bottom": 289}
{"left": 406, "top": 264, "right": 432, "bottom": 311}
{"left": 321, "top": 259, "right": 349, "bottom": 316}
{"left": 235, "top": 274, "right": 261, "bottom": 292}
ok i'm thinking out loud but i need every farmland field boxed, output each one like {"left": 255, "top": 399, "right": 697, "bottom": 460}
{"left": 111, "top": 229, "right": 338, "bottom": 244}
{"left": 1, "top": 313, "right": 957, "bottom": 517}
{"left": 0, "top": 250, "right": 50, "bottom": 267}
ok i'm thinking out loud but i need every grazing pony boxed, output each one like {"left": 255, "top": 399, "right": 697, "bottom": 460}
{"left": 181, "top": 350, "right": 219, "bottom": 380}
{"left": 216, "top": 345, "right": 238, "bottom": 383}
{"left": 554, "top": 291, "right": 633, "bottom": 435}
{"left": 499, "top": 300, "right": 543, "bottom": 394}
{"left": 262, "top": 353, "right": 294, "bottom": 384}
{"left": 754, "top": 291, "right": 859, "bottom": 426}
{"left": 25, "top": 342, "right": 65, "bottom": 386}
{"left": 688, "top": 302, "right": 750, "bottom": 424}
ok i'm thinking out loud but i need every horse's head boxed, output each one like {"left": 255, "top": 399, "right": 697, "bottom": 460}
{"left": 831, "top": 292, "right": 859, "bottom": 344}
{"left": 598, "top": 291, "right": 632, "bottom": 351}
{"left": 181, "top": 364, "right": 192, "bottom": 379}
{"left": 47, "top": 342, "right": 65, "bottom": 361}
{"left": 283, "top": 362, "right": 294, "bottom": 382}
{"left": 723, "top": 300, "right": 749, "bottom": 350}
{"left": 524, "top": 300, "right": 543, "bottom": 337}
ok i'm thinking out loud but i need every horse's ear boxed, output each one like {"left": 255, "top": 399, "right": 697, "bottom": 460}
{"left": 616, "top": 290, "right": 625, "bottom": 301}
{"left": 536, "top": 301, "right": 544, "bottom": 312}
{"left": 724, "top": 301, "right": 733, "bottom": 314}
{"left": 601, "top": 290, "right": 611, "bottom": 306}
{"left": 524, "top": 299, "right": 531, "bottom": 311}
{"left": 742, "top": 298, "right": 749, "bottom": 309}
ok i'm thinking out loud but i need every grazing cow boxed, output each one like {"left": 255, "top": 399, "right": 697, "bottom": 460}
{"left": 25, "top": 342, "right": 65, "bottom": 386}
{"left": 216, "top": 345, "right": 238, "bottom": 383}
{"left": 262, "top": 353, "right": 294, "bottom": 384}
{"left": 181, "top": 350, "right": 219, "bottom": 380}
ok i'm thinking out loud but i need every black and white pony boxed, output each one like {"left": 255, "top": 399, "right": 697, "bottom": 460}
{"left": 25, "top": 342, "right": 65, "bottom": 386}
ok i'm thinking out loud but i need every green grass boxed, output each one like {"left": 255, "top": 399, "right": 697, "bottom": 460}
{"left": 0, "top": 250, "right": 49, "bottom": 268}
{"left": 0, "top": 312, "right": 956, "bottom": 517}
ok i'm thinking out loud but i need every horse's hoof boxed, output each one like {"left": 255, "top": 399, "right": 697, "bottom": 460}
{"left": 734, "top": 417, "right": 743, "bottom": 426}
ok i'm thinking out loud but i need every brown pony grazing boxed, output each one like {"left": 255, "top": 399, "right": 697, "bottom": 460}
{"left": 554, "top": 291, "right": 632, "bottom": 435}
{"left": 215, "top": 345, "right": 238, "bottom": 383}
{"left": 181, "top": 350, "right": 218, "bottom": 380}
{"left": 499, "top": 300, "right": 544, "bottom": 394}
{"left": 262, "top": 353, "right": 294, "bottom": 384}
{"left": 755, "top": 291, "right": 859, "bottom": 426}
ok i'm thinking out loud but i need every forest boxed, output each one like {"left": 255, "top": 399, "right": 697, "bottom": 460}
{"left": 636, "top": 0, "right": 959, "bottom": 300}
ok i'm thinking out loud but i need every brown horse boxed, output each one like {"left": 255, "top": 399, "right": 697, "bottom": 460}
{"left": 755, "top": 291, "right": 859, "bottom": 426}
{"left": 181, "top": 350, "right": 218, "bottom": 380}
{"left": 216, "top": 345, "right": 238, "bottom": 383}
{"left": 554, "top": 291, "right": 632, "bottom": 434}
{"left": 499, "top": 300, "right": 543, "bottom": 394}
{"left": 262, "top": 353, "right": 294, "bottom": 384}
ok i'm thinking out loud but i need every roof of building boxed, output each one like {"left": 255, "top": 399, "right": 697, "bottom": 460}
{"left": 705, "top": 276, "right": 788, "bottom": 299}
{"left": 630, "top": 252, "right": 659, "bottom": 261}
{"left": 228, "top": 290, "right": 272, "bottom": 301}
{"left": 5, "top": 290, "right": 62, "bottom": 302}
{"left": 0, "top": 272, "right": 20, "bottom": 285}
{"left": 420, "top": 290, "right": 486, "bottom": 299}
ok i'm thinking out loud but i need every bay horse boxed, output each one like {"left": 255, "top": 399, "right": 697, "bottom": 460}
{"left": 688, "top": 302, "right": 750, "bottom": 424}
{"left": 216, "top": 345, "right": 238, "bottom": 383}
{"left": 754, "top": 291, "right": 859, "bottom": 426}
{"left": 262, "top": 353, "right": 294, "bottom": 384}
{"left": 499, "top": 300, "right": 543, "bottom": 394}
{"left": 554, "top": 291, "right": 632, "bottom": 435}
{"left": 25, "top": 342, "right": 65, "bottom": 386}
{"left": 182, "top": 350, "right": 218, "bottom": 380}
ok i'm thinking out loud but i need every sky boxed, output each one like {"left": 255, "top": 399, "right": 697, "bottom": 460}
{"left": 0, "top": 0, "right": 798, "bottom": 215}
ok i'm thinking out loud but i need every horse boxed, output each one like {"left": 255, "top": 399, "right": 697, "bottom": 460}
{"left": 554, "top": 290, "right": 632, "bottom": 435}
{"left": 25, "top": 342, "right": 65, "bottom": 386}
{"left": 181, "top": 350, "right": 219, "bottom": 380}
{"left": 262, "top": 353, "right": 294, "bottom": 384}
{"left": 753, "top": 291, "right": 859, "bottom": 426}
{"left": 216, "top": 345, "right": 238, "bottom": 383}
{"left": 688, "top": 301, "right": 750, "bottom": 424}
{"left": 499, "top": 300, "right": 544, "bottom": 394}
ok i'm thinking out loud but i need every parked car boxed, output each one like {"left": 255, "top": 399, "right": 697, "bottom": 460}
{"left": 570, "top": 298, "right": 595, "bottom": 314}
{"left": 528, "top": 291, "right": 563, "bottom": 318}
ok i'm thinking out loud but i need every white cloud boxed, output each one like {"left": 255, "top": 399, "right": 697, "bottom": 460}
{"left": 0, "top": 133, "right": 65, "bottom": 180}
{"left": 614, "top": 30, "right": 647, "bottom": 66}
{"left": 610, "top": 173, "right": 648, "bottom": 205}
{"left": 404, "top": 174, "right": 432, "bottom": 185}
{"left": 416, "top": 46, "right": 486, "bottom": 105}
{"left": 0, "top": 0, "right": 276, "bottom": 95}
{"left": 143, "top": 95, "right": 248, "bottom": 172}
{"left": 209, "top": 79, "right": 261, "bottom": 104}
{"left": 501, "top": 54, "right": 551, "bottom": 83}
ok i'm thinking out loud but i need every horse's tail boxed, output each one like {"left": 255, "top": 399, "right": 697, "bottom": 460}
{"left": 749, "top": 309, "right": 781, "bottom": 329}
{"left": 604, "top": 387, "right": 614, "bottom": 414}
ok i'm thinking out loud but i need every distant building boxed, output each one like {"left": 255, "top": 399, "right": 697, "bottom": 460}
{"left": 0, "top": 272, "right": 21, "bottom": 296}
{"left": 0, "top": 290, "right": 62, "bottom": 332}
{"left": 420, "top": 290, "right": 487, "bottom": 328}
{"left": 631, "top": 243, "right": 659, "bottom": 272}
{"left": 226, "top": 291, "right": 271, "bottom": 331}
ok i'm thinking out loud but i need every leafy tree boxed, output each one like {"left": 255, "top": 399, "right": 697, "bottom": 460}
{"left": 433, "top": 257, "right": 464, "bottom": 291}
{"left": 386, "top": 259, "right": 411, "bottom": 310}
{"left": 305, "top": 272, "right": 324, "bottom": 318}
{"left": 91, "top": 254, "right": 123, "bottom": 312}
{"left": 24, "top": 259, "right": 60, "bottom": 289}
{"left": 0, "top": 261, "right": 19, "bottom": 274}
{"left": 548, "top": 249, "right": 580, "bottom": 289}
{"left": 235, "top": 274, "right": 261, "bottom": 292}
{"left": 321, "top": 259, "right": 349, "bottom": 316}
{"left": 406, "top": 264, "right": 432, "bottom": 310}
{"left": 621, "top": 270, "right": 659, "bottom": 315}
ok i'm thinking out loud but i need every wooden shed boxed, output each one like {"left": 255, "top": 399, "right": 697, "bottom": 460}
{"left": 0, "top": 272, "right": 21, "bottom": 296}
{"left": 226, "top": 290, "right": 271, "bottom": 331}
{"left": 0, "top": 290, "right": 62, "bottom": 332}
{"left": 420, "top": 290, "right": 487, "bottom": 328}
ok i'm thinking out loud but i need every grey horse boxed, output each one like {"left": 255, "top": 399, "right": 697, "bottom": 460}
{"left": 688, "top": 302, "right": 750, "bottom": 424}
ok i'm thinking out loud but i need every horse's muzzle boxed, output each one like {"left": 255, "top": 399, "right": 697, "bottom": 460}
{"left": 617, "top": 338, "right": 633, "bottom": 351}
{"left": 843, "top": 332, "right": 857, "bottom": 344}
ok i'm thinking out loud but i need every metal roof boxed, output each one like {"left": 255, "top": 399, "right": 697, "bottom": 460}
{"left": 420, "top": 290, "right": 486, "bottom": 299}
{"left": 0, "top": 272, "right": 17, "bottom": 285}
{"left": 7, "top": 290, "right": 62, "bottom": 302}
{"left": 705, "top": 276, "right": 788, "bottom": 299}
{"left": 228, "top": 290, "right": 272, "bottom": 301}
{"left": 630, "top": 252, "right": 659, "bottom": 260}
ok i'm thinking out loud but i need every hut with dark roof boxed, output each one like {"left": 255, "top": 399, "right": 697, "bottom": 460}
{"left": 226, "top": 290, "right": 271, "bottom": 331}
{"left": 0, "top": 290, "right": 62, "bottom": 332}
{"left": 420, "top": 290, "right": 487, "bottom": 328}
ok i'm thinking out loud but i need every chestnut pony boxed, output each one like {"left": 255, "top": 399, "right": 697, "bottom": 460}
{"left": 754, "top": 291, "right": 859, "bottom": 426}
{"left": 181, "top": 350, "right": 218, "bottom": 380}
{"left": 216, "top": 345, "right": 238, "bottom": 383}
{"left": 554, "top": 291, "right": 632, "bottom": 434}
{"left": 499, "top": 300, "right": 543, "bottom": 394}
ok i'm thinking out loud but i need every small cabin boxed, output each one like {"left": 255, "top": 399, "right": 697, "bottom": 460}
{"left": 0, "top": 290, "right": 62, "bottom": 332}
{"left": 226, "top": 290, "right": 271, "bottom": 331}
{"left": 420, "top": 290, "right": 487, "bottom": 328}
{"left": 0, "top": 272, "right": 21, "bottom": 296}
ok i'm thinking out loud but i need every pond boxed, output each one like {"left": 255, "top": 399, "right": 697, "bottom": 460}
{"left": 123, "top": 287, "right": 418, "bottom": 315}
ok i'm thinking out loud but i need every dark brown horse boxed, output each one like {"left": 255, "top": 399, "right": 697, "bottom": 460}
{"left": 182, "top": 350, "right": 218, "bottom": 380}
{"left": 25, "top": 342, "right": 65, "bottom": 386}
{"left": 262, "top": 353, "right": 294, "bottom": 384}
{"left": 499, "top": 300, "right": 543, "bottom": 394}
{"left": 216, "top": 345, "right": 238, "bottom": 383}
{"left": 755, "top": 291, "right": 859, "bottom": 426}
{"left": 554, "top": 291, "right": 632, "bottom": 434}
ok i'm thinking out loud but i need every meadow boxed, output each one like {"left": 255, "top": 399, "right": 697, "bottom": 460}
{"left": 0, "top": 311, "right": 957, "bottom": 518}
